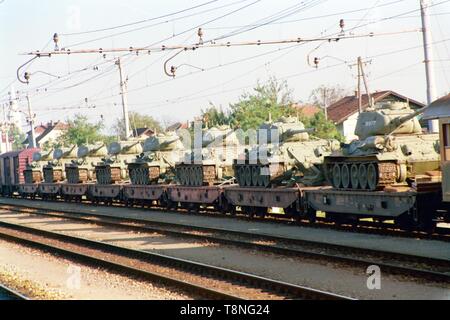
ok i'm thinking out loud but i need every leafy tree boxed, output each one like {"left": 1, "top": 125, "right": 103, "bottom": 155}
{"left": 228, "top": 77, "right": 296, "bottom": 131}
{"left": 201, "top": 104, "right": 230, "bottom": 128}
{"left": 112, "top": 112, "right": 162, "bottom": 138}
{"left": 10, "top": 126, "right": 26, "bottom": 151}
{"left": 309, "top": 84, "right": 349, "bottom": 108}
{"left": 299, "top": 110, "right": 344, "bottom": 141}
{"left": 58, "top": 114, "right": 105, "bottom": 146}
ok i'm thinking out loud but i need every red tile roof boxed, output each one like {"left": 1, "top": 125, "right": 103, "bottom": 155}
{"left": 293, "top": 104, "right": 321, "bottom": 117}
{"left": 327, "top": 91, "right": 425, "bottom": 124}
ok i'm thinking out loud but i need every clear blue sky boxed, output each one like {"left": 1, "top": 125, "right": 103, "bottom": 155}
{"left": 1, "top": 0, "right": 449, "bottom": 132}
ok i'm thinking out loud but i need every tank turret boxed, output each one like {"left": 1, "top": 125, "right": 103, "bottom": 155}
{"left": 175, "top": 125, "right": 242, "bottom": 186}
{"left": 23, "top": 149, "right": 54, "bottom": 183}
{"left": 43, "top": 145, "right": 78, "bottom": 183}
{"left": 128, "top": 132, "right": 185, "bottom": 185}
{"left": 65, "top": 143, "right": 108, "bottom": 183}
{"left": 324, "top": 101, "right": 440, "bottom": 191}
{"left": 95, "top": 139, "right": 144, "bottom": 185}
{"left": 234, "top": 116, "right": 340, "bottom": 187}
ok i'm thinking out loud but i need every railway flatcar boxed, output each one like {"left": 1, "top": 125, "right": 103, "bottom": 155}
{"left": 0, "top": 148, "right": 39, "bottom": 196}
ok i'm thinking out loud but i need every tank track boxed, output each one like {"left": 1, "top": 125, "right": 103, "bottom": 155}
{"left": 325, "top": 160, "right": 398, "bottom": 191}
{"left": 233, "top": 162, "right": 284, "bottom": 187}
{"left": 43, "top": 168, "right": 63, "bottom": 183}
{"left": 175, "top": 164, "right": 216, "bottom": 186}
{"left": 128, "top": 165, "right": 161, "bottom": 185}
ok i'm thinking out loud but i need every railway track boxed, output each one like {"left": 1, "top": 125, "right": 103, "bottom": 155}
{"left": 9, "top": 195, "right": 450, "bottom": 242}
{"left": 0, "top": 284, "right": 28, "bottom": 300}
{"left": 0, "top": 218, "right": 351, "bottom": 300}
{"left": 1, "top": 203, "right": 449, "bottom": 283}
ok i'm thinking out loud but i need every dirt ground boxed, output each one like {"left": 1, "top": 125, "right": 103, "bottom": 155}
{"left": 0, "top": 239, "right": 191, "bottom": 300}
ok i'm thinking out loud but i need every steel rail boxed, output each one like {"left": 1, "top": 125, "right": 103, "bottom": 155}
{"left": 4, "top": 196, "right": 449, "bottom": 242}
{"left": 0, "top": 284, "right": 28, "bottom": 300}
{"left": 2, "top": 204, "right": 449, "bottom": 283}
{"left": 0, "top": 220, "right": 352, "bottom": 300}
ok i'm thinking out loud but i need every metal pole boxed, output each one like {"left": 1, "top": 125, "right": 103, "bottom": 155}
{"left": 420, "top": 0, "right": 438, "bottom": 132}
{"left": 116, "top": 57, "right": 131, "bottom": 139}
{"left": 359, "top": 56, "right": 373, "bottom": 108}
{"left": 323, "top": 87, "right": 328, "bottom": 120}
{"left": 26, "top": 94, "right": 37, "bottom": 148}
{"left": 2, "top": 104, "right": 8, "bottom": 152}
{"left": 357, "top": 57, "right": 362, "bottom": 113}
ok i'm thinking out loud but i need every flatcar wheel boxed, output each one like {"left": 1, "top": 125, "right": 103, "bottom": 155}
{"left": 341, "top": 164, "right": 350, "bottom": 189}
{"left": 350, "top": 164, "right": 359, "bottom": 189}
{"left": 367, "top": 163, "right": 378, "bottom": 191}
{"left": 358, "top": 164, "right": 368, "bottom": 190}
{"left": 332, "top": 164, "right": 341, "bottom": 188}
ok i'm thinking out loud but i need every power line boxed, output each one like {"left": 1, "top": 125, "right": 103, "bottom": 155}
{"left": 60, "top": 0, "right": 221, "bottom": 36}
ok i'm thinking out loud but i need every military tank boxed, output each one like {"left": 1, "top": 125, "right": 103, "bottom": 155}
{"left": 233, "top": 116, "right": 340, "bottom": 187}
{"left": 65, "top": 143, "right": 108, "bottom": 183}
{"left": 43, "top": 145, "right": 78, "bottom": 183}
{"left": 23, "top": 149, "right": 54, "bottom": 184}
{"left": 95, "top": 140, "right": 143, "bottom": 185}
{"left": 127, "top": 132, "right": 185, "bottom": 185}
{"left": 324, "top": 101, "right": 440, "bottom": 191}
{"left": 175, "top": 125, "right": 241, "bottom": 186}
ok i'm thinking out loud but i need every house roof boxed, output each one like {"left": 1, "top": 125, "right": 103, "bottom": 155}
{"left": 132, "top": 127, "right": 154, "bottom": 137}
{"left": 166, "top": 122, "right": 190, "bottom": 132}
{"left": 294, "top": 104, "right": 321, "bottom": 117}
{"left": 423, "top": 93, "right": 450, "bottom": 120}
{"left": 23, "top": 121, "right": 68, "bottom": 145}
{"left": 327, "top": 90, "right": 425, "bottom": 124}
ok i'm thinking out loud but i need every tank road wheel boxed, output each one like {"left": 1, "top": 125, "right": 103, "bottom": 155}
{"left": 237, "top": 166, "right": 245, "bottom": 186}
{"left": 196, "top": 166, "right": 203, "bottom": 186}
{"left": 261, "top": 171, "right": 270, "bottom": 188}
{"left": 251, "top": 166, "right": 259, "bottom": 187}
{"left": 350, "top": 164, "right": 359, "bottom": 189}
{"left": 367, "top": 163, "right": 378, "bottom": 191}
{"left": 185, "top": 168, "right": 191, "bottom": 186}
{"left": 358, "top": 164, "right": 368, "bottom": 190}
{"left": 244, "top": 166, "right": 252, "bottom": 187}
{"left": 341, "top": 164, "right": 350, "bottom": 189}
{"left": 332, "top": 164, "right": 342, "bottom": 188}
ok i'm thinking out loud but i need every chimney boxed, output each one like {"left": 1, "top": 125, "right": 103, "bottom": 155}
{"left": 354, "top": 90, "right": 358, "bottom": 97}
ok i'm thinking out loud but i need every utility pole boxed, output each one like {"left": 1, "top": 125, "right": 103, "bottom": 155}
{"left": 2, "top": 103, "right": 10, "bottom": 152}
{"left": 322, "top": 87, "right": 328, "bottom": 120}
{"left": 26, "top": 94, "right": 37, "bottom": 148}
{"left": 357, "top": 58, "right": 362, "bottom": 113}
{"left": 115, "top": 57, "right": 131, "bottom": 140}
{"left": 420, "top": 0, "right": 438, "bottom": 132}
{"left": 359, "top": 56, "right": 373, "bottom": 108}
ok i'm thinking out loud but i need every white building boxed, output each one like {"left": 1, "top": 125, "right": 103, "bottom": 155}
{"left": 327, "top": 90, "right": 426, "bottom": 142}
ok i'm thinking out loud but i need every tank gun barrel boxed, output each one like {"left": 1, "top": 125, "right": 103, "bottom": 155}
{"left": 387, "top": 105, "right": 429, "bottom": 134}
{"left": 282, "top": 127, "right": 315, "bottom": 139}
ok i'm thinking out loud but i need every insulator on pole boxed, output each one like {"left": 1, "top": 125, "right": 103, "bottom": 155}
{"left": 313, "top": 57, "right": 319, "bottom": 68}
{"left": 24, "top": 72, "right": 30, "bottom": 83}
{"left": 198, "top": 28, "right": 204, "bottom": 45}
{"left": 53, "top": 33, "right": 59, "bottom": 51}
{"left": 170, "top": 66, "right": 177, "bottom": 77}
{"left": 339, "top": 19, "right": 345, "bottom": 32}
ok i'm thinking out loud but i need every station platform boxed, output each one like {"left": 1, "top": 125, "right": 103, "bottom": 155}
{"left": 0, "top": 198, "right": 448, "bottom": 262}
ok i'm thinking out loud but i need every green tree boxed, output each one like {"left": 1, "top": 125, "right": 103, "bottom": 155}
{"left": 201, "top": 104, "right": 230, "bottom": 128}
{"left": 228, "top": 77, "right": 296, "bottom": 131}
{"left": 299, "top": 110, "right": 344, "bottom": 141}
{"left": 112, "top": 112, "right": 162, "bottom": 138}
{"left": 58, "top": 114, "right": 105, "bottom": 146}
{"left": 10, "top": 126, "right": 26, "bottom": 151}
